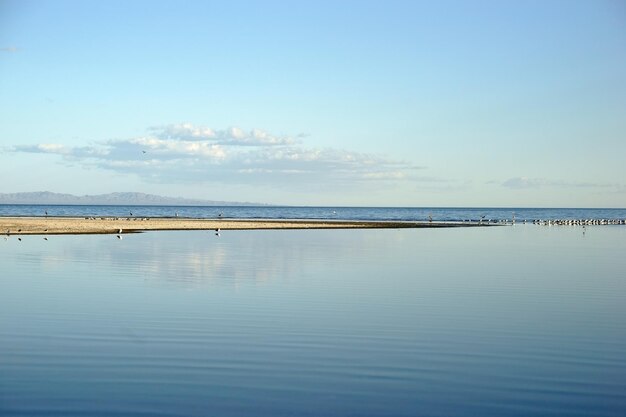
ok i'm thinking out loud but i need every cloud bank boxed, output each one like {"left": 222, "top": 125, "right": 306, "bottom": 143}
{"left": 11, "top": 123, "right": 421, "bottom": 189}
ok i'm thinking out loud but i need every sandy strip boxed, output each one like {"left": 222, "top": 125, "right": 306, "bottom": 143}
{"left": 0, "top": 216, "right": 486, "bottom": 235}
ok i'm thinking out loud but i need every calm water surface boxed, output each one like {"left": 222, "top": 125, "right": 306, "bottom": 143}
{"left": 1, "top": 226, "right": 625, "bottom": 416}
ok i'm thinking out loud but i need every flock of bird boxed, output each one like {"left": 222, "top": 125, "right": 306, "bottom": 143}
{"left": 457, "top": 217, "right": 626, "bottom": 226}
{"left": 532, "top": 219, "right": 626, "bottom": 226}
{"left": 4, "top": 210, "right": 226, "bottom": 242}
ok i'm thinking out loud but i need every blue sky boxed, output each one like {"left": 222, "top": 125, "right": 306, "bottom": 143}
{"left": 1, "top": 0, "right": 625, "bottom": 206}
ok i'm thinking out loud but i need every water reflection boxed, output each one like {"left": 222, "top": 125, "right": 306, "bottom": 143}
{"left": 1, "top": 227, "right": 626, "bottom": 416}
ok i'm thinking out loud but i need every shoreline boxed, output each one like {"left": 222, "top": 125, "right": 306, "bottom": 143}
{"left": 0, "top": 216, "right": 493, "bottom": 235}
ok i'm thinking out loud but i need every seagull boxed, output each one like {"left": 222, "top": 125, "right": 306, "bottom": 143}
{"left": 117, "top": 235, "right": 123, "bottom": 240}
{"left": 129, "top": 211, "right": 133, "bottom": 216}
{"left": 44, "top": 229, "right": 48, "bottom": 232}
{"left": 44, "top": 237, "right": 48, "bottom": 241}
{"left": 18, "top": 237, "right": 22, "bottom": 242}
{"left": 118, "top": 228, "right": 123, "bottom": 234}
{"left": 142, "top": 150, "right": 147, "bottom": 154}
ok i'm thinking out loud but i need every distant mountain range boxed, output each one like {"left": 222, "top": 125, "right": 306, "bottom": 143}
{"left": 0, "top": 192, "right": 265, "bottom": 206}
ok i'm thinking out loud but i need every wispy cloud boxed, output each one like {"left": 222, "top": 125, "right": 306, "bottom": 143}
{"left": 501, "top": 176, "right": 617, "bottom": 189}
{"left": 0, "top": 46, "right": 18, "bottom": 53}
{"left": 10, "top": 124, "right": 422, "bottom": 189}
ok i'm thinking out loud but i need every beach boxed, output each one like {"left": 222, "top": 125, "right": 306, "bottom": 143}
{"left": 0, "top": 216, "right": 485, "bottom": 235}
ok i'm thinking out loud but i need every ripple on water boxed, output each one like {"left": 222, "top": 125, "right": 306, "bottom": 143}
{"left": 1, "top": 228, "right": 626, "bottom": 416}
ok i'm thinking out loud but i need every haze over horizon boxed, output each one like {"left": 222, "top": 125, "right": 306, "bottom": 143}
{"left": 1, "top": 1, "right": 625, "bottom": 207}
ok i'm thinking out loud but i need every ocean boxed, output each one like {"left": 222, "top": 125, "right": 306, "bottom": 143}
{"left": 1, "top": 204, "right": 625, "bottom": 222}
{"left": 1, "top": 208, "right": 625, "bottom": 416}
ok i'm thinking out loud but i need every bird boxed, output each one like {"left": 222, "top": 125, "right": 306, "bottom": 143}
{"left": 45, "top": 210, "right": 48, "bottom": 216}
{"left": 118, "top": 228, "right": 123, "bottom": 234}
{"left": 117, "top": 235, "right": 123, "bottom": 240}
{"left": 215, "top": 232, "right": 220, "bottom": 237}
{"left": 44, "top": 229, "right": 48, "bottom": 232}
{"left": 142, "top": 150, "right": 147, "bottom": 154}
{"left": 18, "top": 237, "right": 22, "bottom": 242}
{"left": 129, "top": 211, "right": 133, "bottom": 216}
{"left": 215, "top": 228, "right": 220, "bottom": 232}
{"left": 44, "top": 237, "right": 48, "bottom": 241}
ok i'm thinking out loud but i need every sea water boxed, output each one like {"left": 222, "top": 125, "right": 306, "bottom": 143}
{"left": 1, "top": 226, "right": 625, "bottom": 416}
{"left": 1, "top": 204, "right": 625, "bottom": 222}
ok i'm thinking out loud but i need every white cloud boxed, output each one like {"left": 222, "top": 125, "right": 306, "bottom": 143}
{"left": 126, "top": 137, "right": 227, "bottom": 159}
{"left": 9, "top": 124, "right": 422, "bottom": 189}
{"left": 150, "top": 123, "right": 298, "bottom": 146}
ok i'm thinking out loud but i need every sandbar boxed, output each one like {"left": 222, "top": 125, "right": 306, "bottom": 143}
{"left": 0, "top": 216, "right": 490, "bottom": 235}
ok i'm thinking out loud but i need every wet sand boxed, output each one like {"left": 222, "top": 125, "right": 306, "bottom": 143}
{"left": 0, "top": 216, "right": 487, "bottom": 235}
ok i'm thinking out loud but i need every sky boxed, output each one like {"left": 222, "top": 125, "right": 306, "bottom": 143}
{"left": 1, "top": 0, "right": 625, "bottom": 207}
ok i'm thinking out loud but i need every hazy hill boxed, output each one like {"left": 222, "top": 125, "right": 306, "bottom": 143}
{"left": 0, "top": 192, "right": 264, "bottom": 206}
